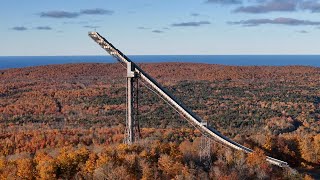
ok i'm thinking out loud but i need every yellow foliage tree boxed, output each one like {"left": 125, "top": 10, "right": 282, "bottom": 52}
{"left": 299, "top": 136, "right": 316, "bottom": 166}
{"left": 263, "top": 135, "right": 275, "bottom": 152}
{"left": 35, "top": 152, "right": 57, "bottom": 180}
{"left": 140, "top": 160, "right": 153, "bottom": 180}
{"left": 0, "top": 157, "right": 6, "bottom": 180}
{"left": 83, "top": 153, "right": 98, "bottom": 174}
{"left": 158, "top": 154, "right": 183, "bottom": 179}
{"left": 56, "top": 147, "right": 89, "bottom": 179}
{"left": 16, "top": 158, "right": 34, "bottom": 180}
{"left": 247, "top": 148, "right": 268, "bottom": 168}
{"left": 0, "top": 157, "right": 5, "bottom": 170}
{"left": 95, "top": 154, "right": 109, "bottom": 168}
{"left": 314, "top": 134, "right": 320, "bottom": 163}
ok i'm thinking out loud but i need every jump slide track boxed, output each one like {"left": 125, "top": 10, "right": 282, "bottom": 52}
{"left": 88, "top": 32, "right": 288, "bottom": 167}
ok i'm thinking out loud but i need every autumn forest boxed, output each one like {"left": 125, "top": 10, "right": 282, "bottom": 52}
{"left": 0, "top": 63, "right": 319, "bottom": 179}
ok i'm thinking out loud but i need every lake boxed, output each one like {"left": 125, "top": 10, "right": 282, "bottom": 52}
{"left": 0, "top": 55, "right": 320, "bottom": 69}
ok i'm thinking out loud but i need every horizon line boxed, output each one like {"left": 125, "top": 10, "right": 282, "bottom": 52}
{"left": 1, "top": 54, "right": 320, "bottom": 57}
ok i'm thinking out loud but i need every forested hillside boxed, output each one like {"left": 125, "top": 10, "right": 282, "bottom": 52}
{"left": 0, "top": 63, "right": 319, "bottom": 179}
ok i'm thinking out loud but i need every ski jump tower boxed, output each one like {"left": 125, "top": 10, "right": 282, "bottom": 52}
{"left": 88, "top": 32, "right": 289, "bottom": 167}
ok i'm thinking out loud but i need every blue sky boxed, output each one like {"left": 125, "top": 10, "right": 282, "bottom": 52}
{"left": 1, "top": 0, "right": 320, "bottom": 56}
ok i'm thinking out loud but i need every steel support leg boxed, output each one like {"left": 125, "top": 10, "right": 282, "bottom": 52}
{"left": 133, "top": 78, "right": 141, "bottom": 142}
{"left": 125, "top": 62, "right": 140, "bottom": 144}
{"left": 126, "top": 76, "right": 134, "bottom": 144}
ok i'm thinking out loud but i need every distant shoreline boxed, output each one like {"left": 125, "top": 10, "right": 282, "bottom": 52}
{"left": 0, "top": 55, "right": 320, "bottom": 70}
{"left": 1, "top": 62, "right": 320, "bottom": 72}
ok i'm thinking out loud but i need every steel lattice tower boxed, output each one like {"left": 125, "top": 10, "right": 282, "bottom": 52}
{"left": 199, "top": 121, "right": 212, "bottom": 165}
